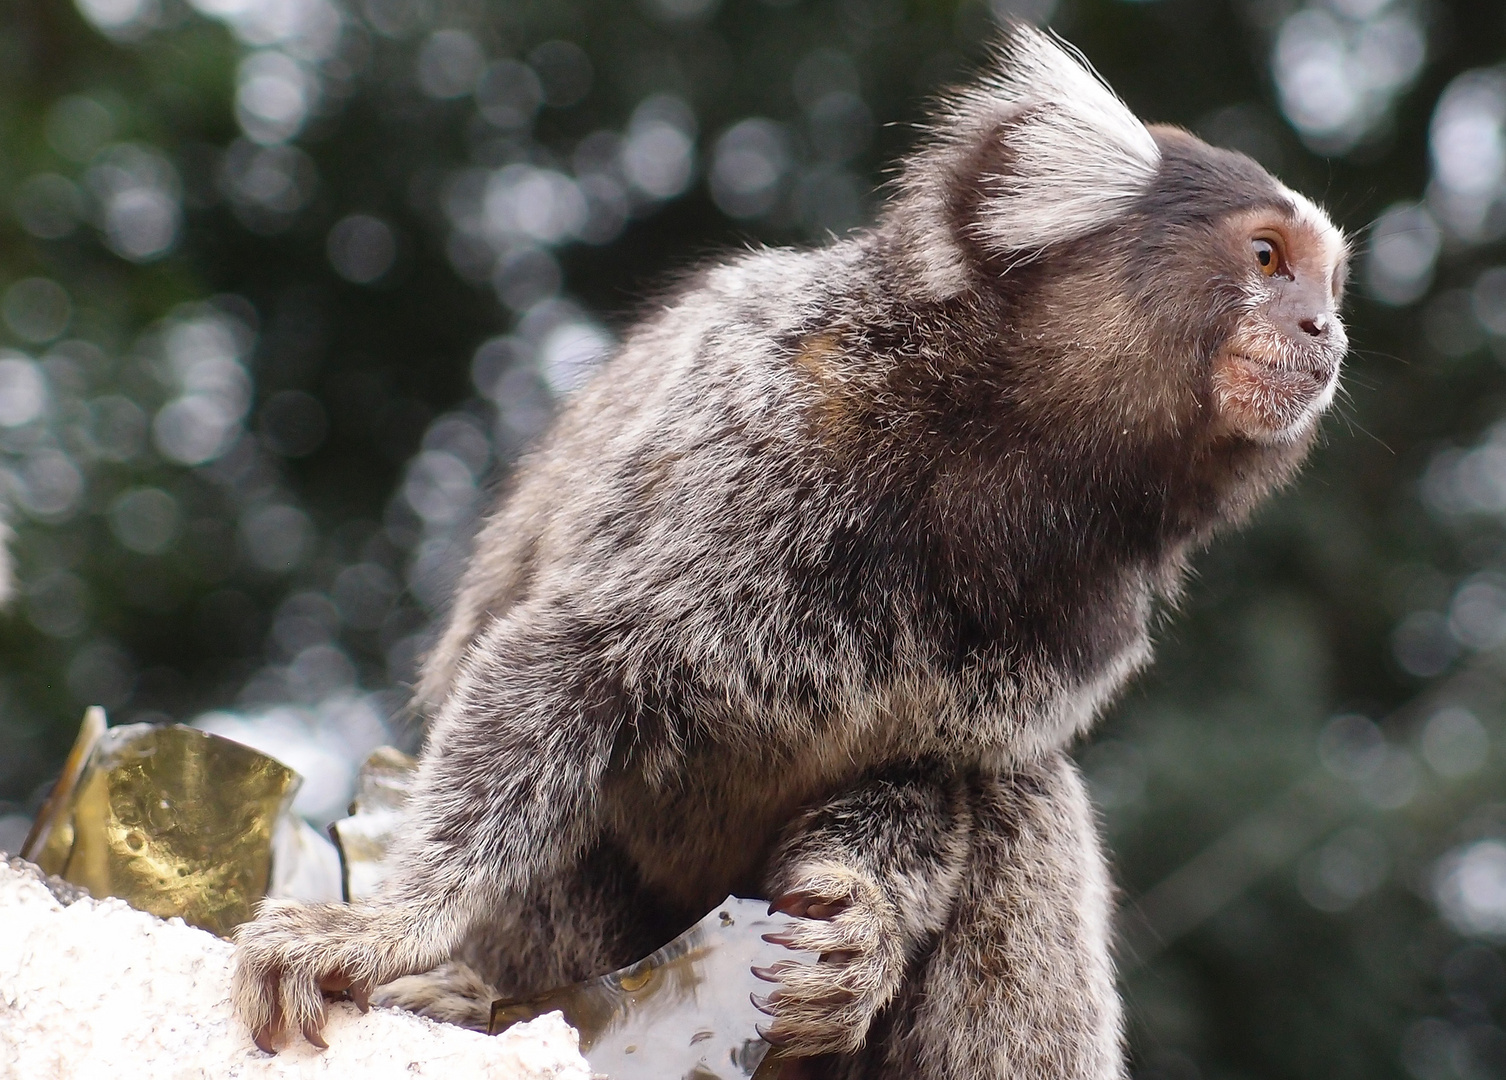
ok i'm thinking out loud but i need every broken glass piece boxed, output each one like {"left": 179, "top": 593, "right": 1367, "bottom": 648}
{"left": 489, "top": 895, "right": 814, "bottom": 1080}
{"left": 22, "top": 716, "right": 300, "bottom": 937}
{"left": 268, "top": 813, "right": 344, "bottom": 903}
{"left": 21, "top": 705, "right": 106, "bottom": 872}
{"left": 328, "top": 745, "right": 417, "bottom": 901}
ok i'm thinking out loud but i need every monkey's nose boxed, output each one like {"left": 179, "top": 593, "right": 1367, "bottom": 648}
{"left": 1297, "top": 313, "right": 1329, "bottom": 338}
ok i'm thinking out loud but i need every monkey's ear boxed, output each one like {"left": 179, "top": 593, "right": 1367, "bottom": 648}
{"left": 968, "top": 29, "right": 1160, "bottom": 251}
{"left": 897, "top": 27, "right": 1160, "bottom": 268}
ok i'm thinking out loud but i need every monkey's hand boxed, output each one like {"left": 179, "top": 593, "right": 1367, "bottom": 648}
{"left": 753, "top": 864, "right": 906, "bottom": 1056}
{"left": 232, "top": 899, "right": 413, "bottom": 1053}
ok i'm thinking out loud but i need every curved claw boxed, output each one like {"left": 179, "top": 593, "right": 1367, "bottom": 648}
{"left": 756, "top": 1022, "right": 791, "bottom": 1049}
{"left": 768, "top": 893, "right": 802, "bottom": 917}
{"left": 751, "top": 964, "right": 784, "bottom": 983}
{"left": 750, "top": 991, "right": 780, "bottom": 1017}
{"left": 252, "top": 1024, "right": 280, "bottom": 1055}
{"left": 302, "top": 1021, "right": 329, "bottom": 1050}
{"left": 761, "top": 931, "right": 799, "bottom": 948}
{"left": 319, "top": 971, "right": 372, "bottom": 1014}
{"left": 769, "top": 890, "right": 851, "bottom": 921}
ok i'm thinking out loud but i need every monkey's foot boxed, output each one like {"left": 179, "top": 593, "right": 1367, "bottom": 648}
{"left": 232, "top": 898, "right": 398, "bottom": 1053}
{"left": 371, "top": 961, "right": 499, "bottom": 1031}
{"left": 752, "top": 869, "right": 904, "bottom": 1056}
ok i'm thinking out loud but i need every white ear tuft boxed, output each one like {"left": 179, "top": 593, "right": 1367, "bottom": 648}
{"left": 885, "top": 29, "right": 1162, "bottom": 298}
{"left": 965, "top": 28, "right": 1160, "bottom": 252}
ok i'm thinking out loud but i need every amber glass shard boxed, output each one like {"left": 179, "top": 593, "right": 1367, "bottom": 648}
{"left": 26, "top": 720, "right": 299, "bottom": 937}
{"left": 489, "top": 895, "right": 811, "bottom": 1080}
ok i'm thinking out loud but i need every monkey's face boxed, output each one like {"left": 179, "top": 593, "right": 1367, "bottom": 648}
{"left": 891, "top": 30, "right": 1351, "bottom": 464}
{"left": 1207, "top": 201, "right": 1349, "bottom": 444}
{"left": 1106, "top": 128, "right": 1352, "bottom": 454}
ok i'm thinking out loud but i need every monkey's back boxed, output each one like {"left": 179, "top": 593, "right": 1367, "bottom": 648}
{"left": 425, "top": 242, "right": 870, "bottom": 710}
{"left": 417, "top": 243, "right": 894, "bottom": 905}
{"left": 412, "top": 239, "right": 1157, "bottom": 912}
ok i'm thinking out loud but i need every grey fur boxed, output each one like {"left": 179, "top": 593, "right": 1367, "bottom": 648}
{"left": 232, "top": 27, "right": 1348, "bottom": 1078}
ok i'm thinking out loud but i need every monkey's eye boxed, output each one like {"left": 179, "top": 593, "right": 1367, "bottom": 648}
{"left": 1252, "top": 236, "right": 1286, "bottom": 278}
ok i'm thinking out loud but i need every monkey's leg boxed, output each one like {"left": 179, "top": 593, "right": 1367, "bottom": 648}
{"left": 756, "top": 762, "right": 973, "bottom": 1058}
{"left": 847, "top": 752, "right": 1124, "bottom": 1080}
{"left": 232, "top": 614, "right": 624, "bottom": 1051}
{"left": 373, "top": 839, "right": 694, "bottom": 1030}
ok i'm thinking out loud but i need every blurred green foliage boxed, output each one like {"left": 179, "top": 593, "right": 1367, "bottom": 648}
{"left": 2, "top": 0, "right": 1506, "bottom": 1076}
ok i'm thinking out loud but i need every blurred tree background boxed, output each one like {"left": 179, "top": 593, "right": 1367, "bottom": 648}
{"left": 0, "top": 0, "right": 1504, "bottom": 1074}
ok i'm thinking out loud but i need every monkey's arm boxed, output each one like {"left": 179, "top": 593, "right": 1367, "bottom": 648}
{"left": 757, "top": 763, "right": 974, "bottom": 1056}
{"left": 232, "top": 611, "right": 619, "bottom": 1051}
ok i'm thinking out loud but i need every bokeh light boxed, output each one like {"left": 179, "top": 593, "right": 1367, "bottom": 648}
{"left": 1429, "top": 69, "right": 1506, "bottom": 244}
{"left": 1269, "top": 0, "right": 1426, "bottom": 154}
{"left": 108, "top": 488, "right": 183, "bottom": 555}
{"left": 416, "top": 30, "right": 484, "bottom": 100}
{"left": 1, "top": 280, "right": 72, "bottom": 345}
{"left": 86, "top": 144, "right": 182, "bottom": 261}
{"left": 327, "top": 214, "right": 397, "bottom": 283}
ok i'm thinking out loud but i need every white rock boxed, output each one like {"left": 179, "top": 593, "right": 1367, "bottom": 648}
{"left": 0, "top": 856, "right": 593, "bottom": 1080}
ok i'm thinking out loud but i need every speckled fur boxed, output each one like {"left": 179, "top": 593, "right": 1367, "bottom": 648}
{"left": 233, "top": 28, "right": 1347, "bottom": 1077}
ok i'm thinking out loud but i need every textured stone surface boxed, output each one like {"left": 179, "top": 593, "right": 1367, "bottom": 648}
{"left": 0, "top": 855, "right": 592, "bottom": 1080}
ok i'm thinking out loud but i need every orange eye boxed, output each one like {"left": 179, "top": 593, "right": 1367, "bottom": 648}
{"left": 1252, "top": 236, "right": 1284, "bottom": 277}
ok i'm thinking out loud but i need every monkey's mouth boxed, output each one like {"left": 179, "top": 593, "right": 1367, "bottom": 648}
{"left": 1215, "top": 350, "right": 1340, "bottom": 440}
{"left": 1228, "top": 351, "right": 1335, "bottom": 396}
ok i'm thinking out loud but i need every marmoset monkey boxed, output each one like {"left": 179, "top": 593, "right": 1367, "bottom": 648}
{"left": 233, "top": 27, "right": 1349, "bottom": 1079}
